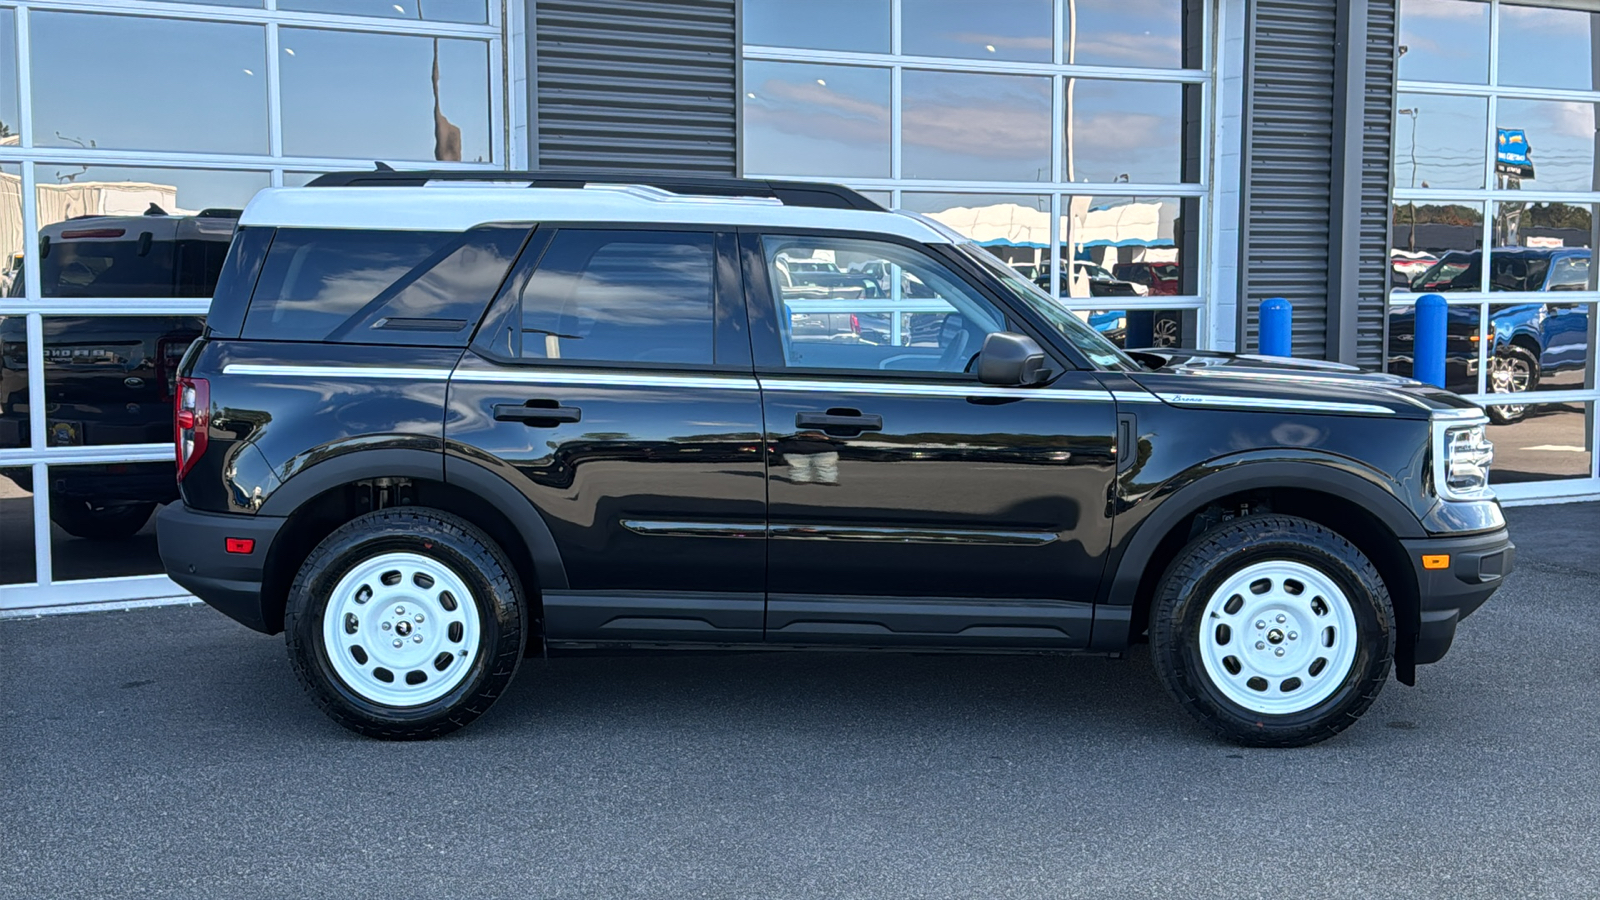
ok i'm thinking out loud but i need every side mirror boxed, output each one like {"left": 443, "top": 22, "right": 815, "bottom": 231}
{"left": 977, "top": 331, "right": 1051, "bottom": 386}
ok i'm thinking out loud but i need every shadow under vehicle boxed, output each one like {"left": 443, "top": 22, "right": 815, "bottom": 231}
{"left": 1388, "top": 248, "right": 1591, "bottom": 424}
{"left": 0, "top": 207, "right": 236, "bottom": 539}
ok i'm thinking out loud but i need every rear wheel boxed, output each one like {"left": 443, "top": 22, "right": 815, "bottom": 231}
{"left": 50, "top": 501, "right": 155, "bottom": 540}
{"left": 1150, "top": 514, "right": 1393, "bottom": 747}
{"left": 284, "top": 507, "right": 524, "bottom": 740}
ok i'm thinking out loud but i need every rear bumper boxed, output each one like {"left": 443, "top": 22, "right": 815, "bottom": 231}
{"left": 157, "top": 503, "right": 285, "bottom": 634}
{"left": 1401, "top": 528, "right": 1515, "bottom": 665}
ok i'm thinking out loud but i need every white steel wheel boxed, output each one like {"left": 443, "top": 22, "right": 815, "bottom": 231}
{"left": 1196, "top": 559, "right": 1360, "bottom": 716}
{"left": 321, "top": 551, "right": 482, "bottom": 708}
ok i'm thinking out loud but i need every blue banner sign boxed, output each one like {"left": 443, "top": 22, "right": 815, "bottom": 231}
{"left": 1496, "top": 128, "right": 1535, "bottom": 178}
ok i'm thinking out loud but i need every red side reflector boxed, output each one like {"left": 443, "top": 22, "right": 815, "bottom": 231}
{"left": 225, "top": 538, "right": 255, "bottom": 555}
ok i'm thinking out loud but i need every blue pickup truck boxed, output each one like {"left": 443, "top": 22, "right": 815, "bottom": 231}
{"left": 1388, "top": 247, "right": 1591, "bottom": 423}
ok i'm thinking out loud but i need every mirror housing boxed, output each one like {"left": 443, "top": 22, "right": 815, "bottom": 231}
{"left": 977, "top": 331, "right": 1052, "bottom": 386}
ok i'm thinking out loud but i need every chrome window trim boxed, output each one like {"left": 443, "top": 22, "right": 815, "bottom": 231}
{"left": 221, "top": 364, "right": 454, "bottom": 381}
{"left": 454, "top": 370, "right": 762, "bottom": 391}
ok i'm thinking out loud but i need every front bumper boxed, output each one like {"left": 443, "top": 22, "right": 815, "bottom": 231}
{"left": 157, "top": 503, "right": 285, "bottom": 633}
{"left": 1400, "top": 527, "right": 1515, "bottom": 665}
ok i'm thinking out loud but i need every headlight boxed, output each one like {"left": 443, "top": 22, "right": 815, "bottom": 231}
{"left": 1431, "top": 412, "right": 1494, "bottom": 500}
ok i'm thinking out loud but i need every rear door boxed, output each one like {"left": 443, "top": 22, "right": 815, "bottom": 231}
{"left": 447, "top": 227, "right": 768, "bottom": 644}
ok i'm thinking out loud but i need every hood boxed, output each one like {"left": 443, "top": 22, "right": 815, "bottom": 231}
{"left": 1122, "top": 349, "right": 1482, "bottom": 420}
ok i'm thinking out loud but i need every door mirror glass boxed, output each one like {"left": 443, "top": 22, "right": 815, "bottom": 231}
{"left": 976, "top": 331, "right": 1050, "bottom": 386}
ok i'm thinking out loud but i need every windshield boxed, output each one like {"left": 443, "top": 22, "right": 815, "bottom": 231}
{"left": 957, "top": 243, "right": 1139, "bottom": 372}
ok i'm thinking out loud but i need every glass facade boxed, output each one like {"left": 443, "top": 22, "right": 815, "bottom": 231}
{"left": 741, "top": 0, "right": 1209, "bottom": 352}
{"left": 0, "top": 1, "right": 507, "bottom": 609}
{"left": 1390, "top": 0, "right": 1600, "bottom": 498}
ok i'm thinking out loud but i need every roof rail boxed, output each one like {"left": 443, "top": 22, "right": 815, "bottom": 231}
{"left": 303, "top": 170, "right": 885, "bottom": 211}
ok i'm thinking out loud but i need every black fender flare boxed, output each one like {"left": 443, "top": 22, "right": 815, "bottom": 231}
{"left": 1100, "top": 456, "right": 1426, "bottom": 612}
{"left": 256, "top": 446, "right": 568, "bottom": 591}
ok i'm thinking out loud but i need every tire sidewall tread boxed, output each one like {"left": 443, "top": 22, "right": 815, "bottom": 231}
{"left": 1149, "top": 514, "right": 1395, "bottom": 748}
{"left": 283, "top": 507, "right": 524, "bottom": 741}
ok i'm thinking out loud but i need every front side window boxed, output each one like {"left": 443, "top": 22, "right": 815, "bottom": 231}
{"left": 762, "top": 235, "right": 1006, "bottom": 375}
{"left": 515, "top": 230, "right": 717, "bottom": 366}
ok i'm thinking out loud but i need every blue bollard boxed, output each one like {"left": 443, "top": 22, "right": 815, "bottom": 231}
{"left": 1259, "top": 297, "right": 1292, "bottom": 356}
{"left": 1414, "top": 292, "right": 1448, "bottom": 388}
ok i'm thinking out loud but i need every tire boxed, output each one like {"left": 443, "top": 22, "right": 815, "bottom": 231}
{"left": 1487, "top": 344, "right": 1539, "bottom": 425}
{"left": 51, "top": 501, "right": 156, "bottom": 540}
{"left": 1149, "top": 514, "right": 1394, "bottom": 747}
{"left": 284, "top": 507, "right": 524, "bottom": 740}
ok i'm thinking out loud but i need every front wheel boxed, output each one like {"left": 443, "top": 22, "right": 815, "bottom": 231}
{"left": 1149, "top": 515, "right": 1393, "bottom": 747}
{"left": 284, "top": 508, "right": 524, "bottom": 740}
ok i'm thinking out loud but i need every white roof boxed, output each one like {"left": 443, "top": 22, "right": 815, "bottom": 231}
{"left": 239, "top": 184, "right": 952, "bottom": 243}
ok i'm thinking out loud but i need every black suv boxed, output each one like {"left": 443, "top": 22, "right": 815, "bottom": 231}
{"left": 159, "top": 172, "right": 1514, "bottom": 747}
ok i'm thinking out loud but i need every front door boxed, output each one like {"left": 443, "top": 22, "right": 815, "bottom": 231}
{"left": 448, "top": 227, "right": 767, "bottom": 643}
{"left": 742, "top": 231, "right": 1118, "bottom": 649}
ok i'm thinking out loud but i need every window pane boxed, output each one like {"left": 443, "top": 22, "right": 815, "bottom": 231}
{"left": 141, "top": 0, "right": 262, "bottom": 6}
{"left": 0, "top": 466, "right": 32, "bottom": 585}
{"left": 1384, "top": 299, "right": 1484, "bottom": 391}
{"left": 1058, "top": 196, "right": 1194, "bottom": 299}
{"left": 1067, "top": 0, "right": 1198, "bottom": 69}
{"left": 0, "top": 315, "right": 27, "bottom": 447}
{"left": 743, "top": 62, "right": 890, "bottom": 179}
{"left": 1080, "top": 308, "right": 1193, "bottom": 348}
{"left": 0, "top": 11, "right": 17, "bottom": 146}
{"left": 902, "top": 70, "right": 1051, "bottom": 182}
{"left": 1, "top": 163, "right": 20, "bottom": 298}
{"left": 1390, "top": 202, "right": 1484, "bottom": 292}
{"left": 48, "top": 462, "right": 166, "bottom": 580}
{"left": 742, "top": 0, "right": 890, "bottom": 53}
{"left": 1498, "top": 3, "right": 1598, "bottom": 92}
{"left": 246, "top": 229, "right": 519, "bottom": 343}
{"left": 38, "top": 314, "right": 205, "bottom": 449}
{"left": 1487, "top": 401, "right": 1594, "bottom": 484}
{"left": 32, "top": 167, "right": 265, "bottom": 299}
{"left": 1488, "top": 301, "right": 1592, "bottom": 395}
{"left": 903, "top": 0, "right": 1053, "bottom": 62}
{"left": 763, "top": 234, "right": 1006, "bottom": 373}
{"left": 1065, "top": 79, "right": 1194, "bottom": 184}
{"left": 31, "top": 13, "right": 268, "bottom": 155}
{"left": 1496, "top": 99, "right": 1599, "bottom": 193}
{"left": 280, "top": 0, "right": 489, "bottom": 25}
{"left": 1393, "top": 95, "right": 1487, "bottom": 190}
{"left": 280, "top": 28, "right": 492, "bottom": 163}
{"left": 1397, "top": 0, "right": 1489, "bottom": 85}
{"left": 518, "top": 231, "right": 716, "bottom": 366}
{"left": 900, "top": 192, "right": 1049, "bottom": 279}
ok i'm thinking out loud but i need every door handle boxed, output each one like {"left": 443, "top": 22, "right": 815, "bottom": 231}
{"left": 494, "top": 401, "right": 581, "bottom": 426}
{"left": 795, "top": 410, "right": 882, "bottom": 435}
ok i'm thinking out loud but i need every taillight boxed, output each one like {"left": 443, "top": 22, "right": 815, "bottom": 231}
{"left": 850, "top": 314, "right": 860, "bottom": 335}
{"left": 175, "top": 376, "right": 209, "bottom": 481}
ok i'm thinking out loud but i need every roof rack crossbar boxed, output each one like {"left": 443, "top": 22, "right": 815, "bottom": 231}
{"left": 303, "top": 170, "right": 884, "bottom": 212}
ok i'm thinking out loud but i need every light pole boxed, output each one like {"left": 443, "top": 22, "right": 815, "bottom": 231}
{"left": 1398, "top": 107, "right": 1420, "bottom": 252}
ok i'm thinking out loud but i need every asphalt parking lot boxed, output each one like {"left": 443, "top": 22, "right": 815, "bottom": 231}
{"left": 2, "top": 503, "right": 1597, "bottom": 899}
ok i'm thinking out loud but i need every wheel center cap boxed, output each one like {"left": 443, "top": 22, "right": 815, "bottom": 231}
{"left": 395, "top": 620, "right": 413, "bottom": 637}
{"left": 1267, "top": 628, "right": 1285, "bottom": 645}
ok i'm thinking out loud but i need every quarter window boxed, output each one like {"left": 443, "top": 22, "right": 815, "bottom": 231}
{"left": 762, "top": 236, "right": 1006, "bottom": 375}
{"left": 515, "top": 230, "right": 718, "bottom": 366}
{"left": 243, "top": 227, "right": 526, "bottom": 344}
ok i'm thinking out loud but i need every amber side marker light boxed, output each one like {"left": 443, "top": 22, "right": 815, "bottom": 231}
{"left": 225, "top": 538, "right": 256, "bottom": 555}
{"left": 1422, "top": 554, "right": 1450, "bottom": 570}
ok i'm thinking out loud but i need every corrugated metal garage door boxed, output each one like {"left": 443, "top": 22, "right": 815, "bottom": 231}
{"left": 1239, "top": 0, "right": 1338, "bottom": 358}
{"left": 531, "top": 0, "right": 737, "bottom": 175}
{"left": 1356, "top": 0, "right": 1397, "bottom": 368}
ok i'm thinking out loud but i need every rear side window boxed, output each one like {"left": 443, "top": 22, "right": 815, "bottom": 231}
{"left": 242, "top": 227, "right": 527, "bottom": 344}
{"left": 515, "top": 229, "right": 716, "bottom": 366}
